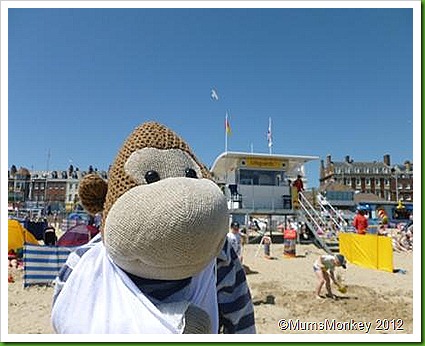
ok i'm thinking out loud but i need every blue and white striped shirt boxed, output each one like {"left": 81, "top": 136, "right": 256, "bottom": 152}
{"left": 53, "top": 234, "right": 256, "bottom": 334}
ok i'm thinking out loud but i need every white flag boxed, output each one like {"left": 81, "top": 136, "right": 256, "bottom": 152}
{"left": 211, "top": 88, "right": 219, "bottom": 101}
{"left": 267, "top": 117, "right": 273, "bottom": 148}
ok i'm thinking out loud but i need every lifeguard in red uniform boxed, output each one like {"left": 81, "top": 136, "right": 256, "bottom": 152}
{"left": 353, "top": 209, "right": 368, "bottom": 235}
{"left": 293, "top": 175, "right": 304, "bottom": 193}
{"left": 291, "top": 175, "right": 304, "bottom": 209}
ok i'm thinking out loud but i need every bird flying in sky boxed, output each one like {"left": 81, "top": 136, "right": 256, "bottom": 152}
{"left": 210, "top": 88, "right": 219, "bottom": 101}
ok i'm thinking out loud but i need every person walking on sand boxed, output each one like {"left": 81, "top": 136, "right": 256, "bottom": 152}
{"left": 227, "top": 221, "right": 246, "bottom": 263}
{"left": 313, "top": 254, "right": 346, "bottom": 299}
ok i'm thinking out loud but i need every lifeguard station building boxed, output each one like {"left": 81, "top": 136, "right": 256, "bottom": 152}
{"left": 210, "top": 151, "right": 319, "bottom": 226}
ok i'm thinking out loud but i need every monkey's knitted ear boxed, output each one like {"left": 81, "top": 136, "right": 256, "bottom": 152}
{"left": 78, "top": 174, "right": 108, "bottom": 215}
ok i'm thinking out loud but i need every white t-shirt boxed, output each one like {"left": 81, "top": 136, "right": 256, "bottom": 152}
{"left": 51, "top": 241, "right": 219, "bottom": 334}
{"left": 227, "top": 232, "right": 242, "bottom": 258}
{"left": 314, "top": 255, "right": 336, "bottom": 272}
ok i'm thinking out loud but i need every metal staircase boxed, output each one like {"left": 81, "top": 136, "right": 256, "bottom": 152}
{"left": 297, "top": 191, "right": 347, "bottom": 254}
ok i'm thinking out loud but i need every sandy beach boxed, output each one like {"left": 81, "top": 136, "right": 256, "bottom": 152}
{"left": 7, "top": 243, "right": 413, "bottom": 335}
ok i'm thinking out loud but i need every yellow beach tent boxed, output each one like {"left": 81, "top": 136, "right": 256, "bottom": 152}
{"left": 8, "top": 219, "right": 39, "bottom": 252}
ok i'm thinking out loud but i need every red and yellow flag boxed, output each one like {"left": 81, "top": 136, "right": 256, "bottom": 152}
{"left": 225, "top": 112, "right": 232, "bottom": 135}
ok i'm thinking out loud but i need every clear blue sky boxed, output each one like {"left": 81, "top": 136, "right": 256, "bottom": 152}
{"left": 7, "top": 7, "right": 414, "bottom": 188}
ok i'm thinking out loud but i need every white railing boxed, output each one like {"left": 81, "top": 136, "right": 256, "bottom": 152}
{"left": 316, "top": 193, "right": 348, "bottom": 232}
{"left": 297, "top": 191, "right": 335, "bottom": 253}
{"left": 298, "top": 192, "right": 326, "bottom": 235}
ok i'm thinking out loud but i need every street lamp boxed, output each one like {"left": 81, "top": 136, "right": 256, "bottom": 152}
{"left": 391, "top": 167, "right": 399, "bottom": 202}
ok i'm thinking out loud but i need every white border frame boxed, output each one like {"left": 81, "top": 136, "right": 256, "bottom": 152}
{"left": 1, "top": 1, "right": 420, "bottom": 342}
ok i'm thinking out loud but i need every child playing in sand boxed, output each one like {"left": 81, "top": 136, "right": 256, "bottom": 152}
{"left": 313, "top": 254, "right": 346, "bottom": 299}
{"left": 259, "top": 235, "right": 273, "bottom": 259}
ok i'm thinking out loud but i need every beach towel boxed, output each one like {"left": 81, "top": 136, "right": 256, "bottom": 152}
{"left": 51, "top": 241, "right": 218, "bottom": 334}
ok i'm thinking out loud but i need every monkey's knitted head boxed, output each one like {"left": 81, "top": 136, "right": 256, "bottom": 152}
{"left": 78, "top": 122, "right": 228, "bottom": 280}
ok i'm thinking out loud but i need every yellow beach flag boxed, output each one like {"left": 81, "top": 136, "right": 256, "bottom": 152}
{"left": 225, "top": 111, "right": 232, "bottom": 135}
{"left": 225, "top": 111, "right": 232, "bottom": 152}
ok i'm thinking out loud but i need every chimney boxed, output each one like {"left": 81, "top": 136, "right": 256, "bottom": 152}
{"left": 345, "top": 155, "right": 350, "bottom": 163}
{"left": 383, "top": 154, "right": 391, "bottom": 166}
{"left": 326, "top": 155, "right": 332, "bottom": 166}
{"left": 404, "top": 160, "right": 411, "bottom": 172}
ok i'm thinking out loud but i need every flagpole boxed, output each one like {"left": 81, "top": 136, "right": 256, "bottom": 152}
{"left": 268, "top": 117, "right": 272, "bottom": 155}
{"left": 225, "top": 111, "right": 228, "bottom": 152}
{"left": 269, "top": 117, "right": 272, "bottom": 155}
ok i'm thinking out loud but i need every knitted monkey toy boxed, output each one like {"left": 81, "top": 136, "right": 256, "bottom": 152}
{"left": 52, "top": 122, "right": 255, "bottom": 334}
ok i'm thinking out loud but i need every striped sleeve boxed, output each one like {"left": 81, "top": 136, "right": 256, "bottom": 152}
{"left": 216, "top": 239, "right": 256, "bottom": 334}
{"left": 52, "top": 234, "right": 102, "bottom": 304}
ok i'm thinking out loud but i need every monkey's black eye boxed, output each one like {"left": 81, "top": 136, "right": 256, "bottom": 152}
{"left": 145, "top": 170, "right": 160, "bottom": 184}
{"left": 185, "top": 168, "right": 198, "bottom": 179}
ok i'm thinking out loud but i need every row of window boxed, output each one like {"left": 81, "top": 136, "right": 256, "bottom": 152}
{"left": 335, "top": 167, "right": 411, "bottom": 176}
{"left": 337, "top": 178, "right": 389, "bottom": 186}
{"left": 10, "top": 182, "right": 79, "bottom": 190}
{"left": 31, "top": 195, "right": 45, "bottom": 201}
{"left": 335, "top": 167, "right": 391, "bottom": 174}
{"left": 67, "top": 195, "right": 77, "bottom": 203}
{"left": 238, "top": 169, "right": 287, "bottom": 186}
{"left": 337, "top": 178, "right": 411, "bottom": 189}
